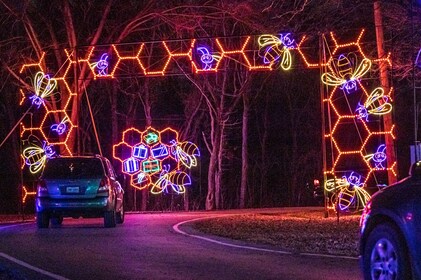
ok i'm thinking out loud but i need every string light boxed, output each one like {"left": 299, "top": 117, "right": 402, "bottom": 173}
{"left": 19, "top": 53, "right": 45, "bottom": 73}
{"left": 22, "top": 186, "right": 36, "bottom": 204}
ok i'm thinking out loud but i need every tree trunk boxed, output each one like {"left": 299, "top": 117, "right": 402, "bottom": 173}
{"left": 206, "top": 115, "right": 218, "bottom": 210}
{"left": 260, "top": 91, "right": 270, "bottom": 207}
{"left": 240, "top": 91, "right": 250, "bottom": 208}
{"left": 141, "top": 81, "right": 152, "bottom": 211}
{"left": 374, "top": 1, "right": 398, "bottom": 184}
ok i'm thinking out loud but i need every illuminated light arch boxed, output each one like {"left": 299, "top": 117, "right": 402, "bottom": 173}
{"left": 17, "top": 30, "right": 396, "bottom": 205}
{"left": 113, "top": 126, "right": 199, "bottom": 193}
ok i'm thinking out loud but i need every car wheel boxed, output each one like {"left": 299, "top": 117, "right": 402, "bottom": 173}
{"left": 51, "top": 216, "right": 63, "bottom": 226}
{"left": 36, "top": 212, "right": 50, "bottom": 228}
{"left": 104, "top": 210, "right": 116, "bottom": 228}
{"left": 116, "top": 202, "right": 124, "bottom": 224}
{"left": 363, "top": 223, "right": 411, "bottom": 280}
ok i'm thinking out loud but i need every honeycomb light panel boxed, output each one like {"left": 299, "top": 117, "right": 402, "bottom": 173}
{"left": 113, "top": 126, "right": 200, "bottom": 194}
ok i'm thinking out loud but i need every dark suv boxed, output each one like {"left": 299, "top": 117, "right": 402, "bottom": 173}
{"left": 36, "top": 155, "right": 124, "bottom": 228}
{"left": 359, "top": 161, "right": 421, "bottom": 279}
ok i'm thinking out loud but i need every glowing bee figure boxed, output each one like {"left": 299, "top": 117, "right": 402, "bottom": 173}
{"left": 258, "top": 33, "right": 295, "bottom": 70}
{"left": 50, "top": 116, "right": 69, "bottom": 135}
{"left": 197, "top": 46, "right": 221, "bottom": 70}
{"left": 325, "top": 172, "right": 371, "bottom": 212}
{"left": 172, "top": 140, "right": 200, "bottom": 168}
{"left": 29, "top": 71, "right": 58, "bottom": 108}
{"left": 321, "top": 53, "right": 371, "bottom": 94}
{"left": 364, "top": 144, "right": 387, "bottom": 169}
{"left": 91, "top": 53, "right": 109, "bottom": 76}
{"left": 151, "top": 170, "right": 191, "bottom": 195}
{"left": 23, "top": 139, "right": 55, "bottom": 174}
{"left": 355, "top": 87, "right": 392, "bottom": 121}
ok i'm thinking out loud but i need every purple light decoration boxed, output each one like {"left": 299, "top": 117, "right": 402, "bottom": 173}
{"left": 123, "top": 157, "right": 140, "bottom": 173}
{"left": 133, "top": 144, "right": 148, "bottom": 159}
{"left": 341, "top": 79, "right": 357, "bottom": 94}
{"left": 279, "top": 33, "right": 295, "bottom": 48}
{"left": 50, "top": 117, "right": 69, "bottom": 135}
{"left": 355, "top": 102, "right": 369, "bottom": 121}
{"left": 345, "top": 172, "right": 364, "bottom": 189}
{"left": 151, "top": 144, "right": 168, "bottom": 159}
{"left": 94, "top": 53, "right": 109, "bottom": 76}
{"left": 43, "top": 142, "right": 56, "bottom": 159}
{"left": 197, "top": 46, "right": 215, "bottom": 70}
{"left": 29, "top": 95, "right": 44, "bottom": 108}
{"left": 372, "top": 144, "right": 387, "bottom": 168}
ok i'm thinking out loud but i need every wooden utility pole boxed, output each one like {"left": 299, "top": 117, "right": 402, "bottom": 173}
{"left": 374, "top": 1, "right": 398, "bottom": 184}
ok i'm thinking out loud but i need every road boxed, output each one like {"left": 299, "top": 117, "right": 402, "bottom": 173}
{"left": 0, "top": 209, "right": 362, "bottom": 280}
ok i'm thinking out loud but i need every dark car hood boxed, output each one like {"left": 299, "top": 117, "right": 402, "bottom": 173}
{"left": 370, "top": 176, "right": 418, "bottom": 205}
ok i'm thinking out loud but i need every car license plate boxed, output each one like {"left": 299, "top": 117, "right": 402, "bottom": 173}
{"left": 66, "top": 186, "right": 80, "bottom": 193}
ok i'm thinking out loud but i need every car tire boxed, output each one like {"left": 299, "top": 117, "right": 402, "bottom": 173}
{"left": 116, "top": 202, "right": 124, "bottom": 224}
{"left": 51, "top": 216, "right": 63, "bottom": 226}
{"left": 363, "top": 223, "right": 411, "bottom": 280}
{"left": 36, "top": 212, "right": 50, "bottom": 228}
{"left": 104, "top": 210, "right": 116, "bottom": 228}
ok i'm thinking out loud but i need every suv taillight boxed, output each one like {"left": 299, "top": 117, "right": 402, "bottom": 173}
{"left": 98, "top": 177, "right": 110, "bottom": 194}
{"left": 37, "top": 180, "right": 48, "bottom": 197}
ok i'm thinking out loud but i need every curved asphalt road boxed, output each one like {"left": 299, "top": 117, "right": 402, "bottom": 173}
{"left": 0, "top": 209, "right": 362, "bottom": 280}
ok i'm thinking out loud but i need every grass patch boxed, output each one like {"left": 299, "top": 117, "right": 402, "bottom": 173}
{"left": 191, "top": 210, "right": 360, "bottom": 257}
{"left": 0, "top": 214, "right": 33, "bottom": 223}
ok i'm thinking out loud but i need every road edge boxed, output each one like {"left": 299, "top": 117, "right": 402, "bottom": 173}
{"left": 172, "top": 215, "right": 359, "bottom": 260}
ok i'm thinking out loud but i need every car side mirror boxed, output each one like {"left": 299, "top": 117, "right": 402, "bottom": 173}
{"left": 410, "top": 161, "right": 421, "bottom": 177}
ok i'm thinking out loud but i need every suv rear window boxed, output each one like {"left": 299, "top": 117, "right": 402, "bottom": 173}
{"left": 42, "top": 158, "right": 104, "bottom": 179}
